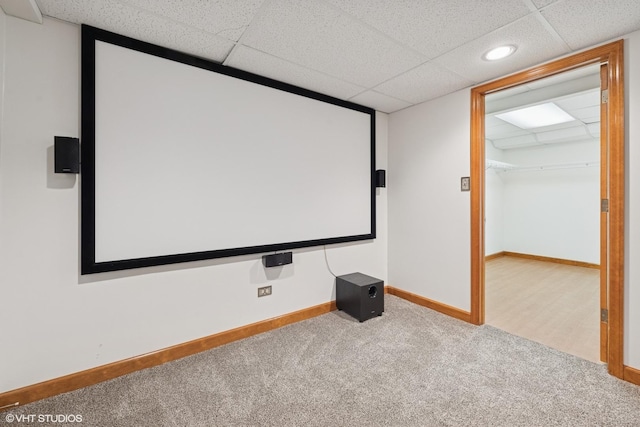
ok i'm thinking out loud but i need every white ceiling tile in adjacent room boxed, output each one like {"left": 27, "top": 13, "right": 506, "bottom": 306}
{"left": 486, "top": 85, "right": 531, "bottom": 103}
{"left": 492, "top": 134, "right": 539, "bottom": 149}
{"left": 239, "top": 0, "right": 426, "bottom": 88}
{"left": 486, "top": 122, "right": 531, "bottom": 140}
{"left": 115, "top": 0, "right": 264, "bottom": 42}
{"left": 485, "top": 115, "right": 509, "bottom": 129}
{"left": 36, "top": 0, "right": 235, "bottom": 61}
{"left": 587, "top": 122, "right": 600, "bottom": 137}
{"left": 225, "top": 45, "right": 366, "bottom": 100}
{"left": 524, "top": 63, "right": 600, "bottom": 90}
{"left": 374, "top": 62, "right": 475, "bottom": 105}
{"left": 349, "top": 90, "right": 412, "bottom": 114}
{"left": 541, "top": 0, "right": 640, "bottom": 50}
{"left": 528, "top": 120, "right": 582, "bottom": 133}
{"left": 555, "top": 89, "right": 600, "bottom": 110}
{"left": 434, "top": 14, "right": 570, "bottom": 84}
{"left": 536, "top": 125, "right": 589, "bottom": 143}
{"left": 569, "top": 105, "right": 600, "bottom": 122}
{"left": 325, "top": 0, "right": 530, "bottom": 59}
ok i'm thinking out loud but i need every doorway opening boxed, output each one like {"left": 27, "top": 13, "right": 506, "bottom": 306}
{"left": 470, "top": 41, "right": 624, "bottom": 378}
{"left": 484, "top": 64, "right": 602, "bottom": 363}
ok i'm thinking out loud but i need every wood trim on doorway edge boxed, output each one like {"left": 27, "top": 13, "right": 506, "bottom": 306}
{"left": 470, "top": 40, "right": 625, "bottom": 379}
{"left": 1, "top": 285, "right": 636, "bottom": 410}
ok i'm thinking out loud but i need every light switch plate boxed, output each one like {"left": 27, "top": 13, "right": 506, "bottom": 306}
{"left": 461, "top": 177, "right": 470, "bottom": 191}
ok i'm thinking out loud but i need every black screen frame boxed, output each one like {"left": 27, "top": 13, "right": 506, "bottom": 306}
{"left": 81, "top": 25, "right": 376, "bottom": 274}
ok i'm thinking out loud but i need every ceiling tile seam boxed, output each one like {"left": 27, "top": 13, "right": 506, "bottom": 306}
{"left": 363, "top": 58, "right": 478, "bottom": 104}
{"left": 317, "top": 0, "right": 431, "bottom": 62}
{"left": 347, "top": 89, "right": 411, "bottom": 105}
{"left": 378, "top": 56, "right": 479, "bottom": 95}
{"left": 222, "top": 0, "right": 275, "bottom": 66}
{"left": 530, "top": 8, "right": 571, "bottom": 52}
{"left": 223, "top": 44, "right": 368, "bottom": 94}
{"left": 109, "top": 0, "right": 240, "bottom": 47}
{"left": 520, "top": 0, "right": 539, "bottom": 13}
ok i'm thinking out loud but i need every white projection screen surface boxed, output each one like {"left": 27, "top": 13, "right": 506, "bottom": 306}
{"left": 81, "top": 26, "right": 376, "bottom": 274}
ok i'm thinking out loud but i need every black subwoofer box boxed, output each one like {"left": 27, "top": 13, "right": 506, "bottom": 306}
{"left": 336, "top": 272, "right": 384, "bottom": 322}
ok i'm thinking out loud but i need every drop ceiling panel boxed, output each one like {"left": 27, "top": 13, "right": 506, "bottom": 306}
{"left": 225, "top": 45, "right": 366, "bottom": 100}
{"left": 536, "top": 125, "right": 589, "bottom": 143}
{"left": 486, "top": 85, "right": 530, "bottom": 101}
{"left": 529, "top": 120, "right": 583, "bottom": 133}
{"left": 348, "top": 90, "right": 412, "bottom": 114}
{"left": 116, "top": 0, "right": 264, "bottom": 42}
{"left": 524, "top": 64, "right": 600, "bottom": 90}
{"left": 541, "top": 0, "right": 640, "bottom": 50}
{"left": 569, "top": 105, "right": 600, "bottom": 122}
{"left": 35, "top": 0, "right": 234, "bottom": 61}
{"left": 435, "top": 14, "right": 570, "bottom": 84}
{"left": 485, "top": 115, "right": 509, "bottom": 128}
{"left": 324, "top": 0, "right": 530, "bottom": 59}
{"left": 374, "top": 62, "right": 475, "bottom": 104}
{"left": 486, "top": 122, "right": 531, "bottom": 140}
{"left": 492, "top": 134, "right": 539, "bottom": 149}
{"left": 554, "top": 89, "right": 600, "bottom": 110}
{"left": 239, "top": 0, "right": 426, "bottom": 87}
{"left": 30, "top": 1, "right": 640, "bottom": 112}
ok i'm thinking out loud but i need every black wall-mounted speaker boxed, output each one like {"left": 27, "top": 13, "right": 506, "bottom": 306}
{"left": 376, "top": 169, "right": 386, "bottom": 188}
{"left": 262, "top": 252, "right": 293, "bottom": 268}
{"left": 54, "top": 136, "right": 80, "bottom": 174}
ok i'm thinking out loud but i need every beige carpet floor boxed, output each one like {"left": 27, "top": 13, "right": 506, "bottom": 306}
{"left": 4, "top": 295, "right": 639, "bottom": 426}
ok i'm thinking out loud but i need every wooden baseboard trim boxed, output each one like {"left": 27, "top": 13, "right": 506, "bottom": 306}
{"left": 0, "top": 300, "right": 337, "bottom": 410}
{"left": 498, "top": 251, "right": 600, "bottom": 269}
{"left": 386, "top": 286, "right": 471, "bottom": 323}
{"left": 623, "top": 365, "right": 640, "bottom": 386}
{"left": 485, "top": 251, "right": 506, "bottom": 261}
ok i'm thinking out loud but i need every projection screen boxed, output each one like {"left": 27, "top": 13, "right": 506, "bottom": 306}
{"left": 81, "top": 25, "right": 376, "bottom": 274}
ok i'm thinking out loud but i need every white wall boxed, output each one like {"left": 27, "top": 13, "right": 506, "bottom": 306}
{"left": 485, "top": 143, "right": 504, "bottom": 256}
{"left": 388, "top": 30, "right": 640, "bottom": 371}
{"left": 388, "top": 89, "right": 471, "bottom": 311}
{"left": 625, "top": 29, "right": 640, "bottom": 369}
{"left": 489, "top": 140, "right": 600, "bottom": 264}
{"left": 0, "top": 16, "right": 388, "bottom": 393}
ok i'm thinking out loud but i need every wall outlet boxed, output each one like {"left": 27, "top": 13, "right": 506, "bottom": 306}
{"left": 258, "top": 286, "right": 272, "bottom": 297}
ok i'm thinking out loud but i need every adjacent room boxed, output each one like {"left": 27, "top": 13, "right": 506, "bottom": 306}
{"left": 484, "top": 64, "right": 602, "bottom": 363}
{"left": 2, "top": 0, "right": 640, "bottom": 425}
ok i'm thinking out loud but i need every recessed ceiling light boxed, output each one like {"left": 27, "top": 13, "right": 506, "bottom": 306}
{"left": 483, "top": 45, "right": 517, "bottom": 61}
{"left": 495, "top": 102, "right": 575, "bottom": 129}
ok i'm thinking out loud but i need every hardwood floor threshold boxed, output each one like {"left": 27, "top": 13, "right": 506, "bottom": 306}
{"left": 0, "top": 300, "right": 337, "bottom": 410}
{"left": 387, "top": 286, "right": 471, "bottom": 323}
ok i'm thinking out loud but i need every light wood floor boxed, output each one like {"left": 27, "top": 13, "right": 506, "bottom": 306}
{"left": 485, "top": 256, "right": 601, "bottom": 363}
